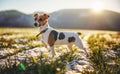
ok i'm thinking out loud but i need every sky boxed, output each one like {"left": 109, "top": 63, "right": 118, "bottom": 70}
{"left": 0, "top": 0, "right": 120, "bottom": 14}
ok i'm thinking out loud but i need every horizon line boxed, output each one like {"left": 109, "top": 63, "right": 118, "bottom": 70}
{"left": 0, "top": 8, "right": 120, "bottom": 14}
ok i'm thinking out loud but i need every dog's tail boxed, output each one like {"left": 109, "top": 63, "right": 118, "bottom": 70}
{"left": 77, "top": 32, "right": 82, "bottom": 35}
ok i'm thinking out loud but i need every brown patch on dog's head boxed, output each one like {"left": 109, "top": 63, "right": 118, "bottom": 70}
{"left": 34, "top": 13, "right": 39, "bottom": 18}
{"left": 33, "top": 13, "right": 50, "bottom": 27}
{"left": 43, "top": 13, "right": 50, "bottom": 19}
{"left": 34, "top": 13, "right": 40, "bottom": 21}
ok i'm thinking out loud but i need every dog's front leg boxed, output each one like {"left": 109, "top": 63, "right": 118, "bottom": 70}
{"left": 49, "top": 46, "right": 55, "bottom": 58}
{"left": 41, "top": 40, "right": 47, "bottom": 48}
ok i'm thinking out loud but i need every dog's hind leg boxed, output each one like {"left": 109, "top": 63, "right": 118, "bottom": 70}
{"left": 67, "top": 43, "right": 73, "bottom": 52}
{"left": 74, "top": 37, "right": 89, "bottom": 57}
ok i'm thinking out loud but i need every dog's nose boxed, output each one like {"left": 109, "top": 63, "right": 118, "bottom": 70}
{"left": 34, "top": 23, "right": 38, "bottom": 27}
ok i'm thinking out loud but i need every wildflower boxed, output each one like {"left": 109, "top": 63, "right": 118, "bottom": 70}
{"left": 56, "top": 68, "right": 61, "bottom": 71}
{"left": 32, "top": 56, "right": 38, "bottom": 64}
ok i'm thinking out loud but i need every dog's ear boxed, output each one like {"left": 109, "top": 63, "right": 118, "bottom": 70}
{"left": 34, "top": 13, "right": 39, "bottom": 18}
{"left": 43, "top": 13, "right": 50, "bottom": 19}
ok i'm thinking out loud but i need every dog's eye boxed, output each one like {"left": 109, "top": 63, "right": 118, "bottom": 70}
{"left": 34, "top": 18, "right": 37, "bottom": 21}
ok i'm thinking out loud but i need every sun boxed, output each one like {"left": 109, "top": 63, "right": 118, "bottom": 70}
{"left": 91, "top": 2, "right": 104, "bottom": 13}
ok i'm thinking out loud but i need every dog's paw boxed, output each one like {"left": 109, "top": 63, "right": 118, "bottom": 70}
{"left": 86, "top": 53, "right": 90, "bottom": 58}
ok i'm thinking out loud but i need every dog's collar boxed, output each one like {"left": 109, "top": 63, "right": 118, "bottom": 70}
{"left": 40, "top": 28, "right": 48, "bottom": 34}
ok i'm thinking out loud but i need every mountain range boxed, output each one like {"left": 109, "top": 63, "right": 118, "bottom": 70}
{"left": 0, "top": 9, "right": 120, "bottom": 31}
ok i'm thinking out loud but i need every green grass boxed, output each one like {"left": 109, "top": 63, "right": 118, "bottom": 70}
{"left": 87, "top": 34, "right": 120, "bottom": 74}
{"left": 0, "top": 28, "right": 120, "bottom": 74}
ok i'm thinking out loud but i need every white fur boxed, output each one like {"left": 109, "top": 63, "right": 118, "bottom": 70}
{"left": 39, "top": 23, "right": 88, "bottom": 57}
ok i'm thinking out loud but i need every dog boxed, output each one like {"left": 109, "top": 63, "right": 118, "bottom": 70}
{"left": 33, "top": 13, "right": 89, "bottom": 57}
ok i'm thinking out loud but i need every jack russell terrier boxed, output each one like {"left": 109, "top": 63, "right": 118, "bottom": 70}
{"left": 33, "top": 13, "right": 89, "bottom": 57}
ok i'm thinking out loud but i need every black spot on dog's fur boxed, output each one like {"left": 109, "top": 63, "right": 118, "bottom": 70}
{"left": 58, "top": 32, "right": 65, "bottom": 40}
{"left": 68, "top": 37, "right": 76, "bottom": 43}
{"left": 51, "top": 30, "right": 58, "bottom": 41}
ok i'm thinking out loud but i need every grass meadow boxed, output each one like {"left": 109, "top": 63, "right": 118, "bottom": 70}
{"left": 0, "top": 28, "right": 120, "bottom": 74}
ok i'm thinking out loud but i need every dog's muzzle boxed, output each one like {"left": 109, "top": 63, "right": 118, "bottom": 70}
{"left": 34, "top": 22, "right": 40, "bottom": 27}
{"left": 34, "top": 23, "right": 38, "bottom": 27}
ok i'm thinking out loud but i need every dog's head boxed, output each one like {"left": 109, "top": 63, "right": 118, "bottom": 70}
{"left": 33, "top": 13, "right": 50, "bottom": 27}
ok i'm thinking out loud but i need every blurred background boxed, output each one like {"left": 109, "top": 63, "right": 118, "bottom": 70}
{"left": 0, "top": 1, "right": 120, "bottom": 74}
{"left": 0, "top": 0, "right": 120, "bottom": 31}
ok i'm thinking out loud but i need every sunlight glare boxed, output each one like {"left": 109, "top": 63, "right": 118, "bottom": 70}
{"left": 91, "top": 2, "right": 104, "bottom": 13}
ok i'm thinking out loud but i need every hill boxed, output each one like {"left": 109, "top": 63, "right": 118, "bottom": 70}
{"left": 49, "top": 9, "right": 120, "bottom": 31}
{"left": 0, "top": 9, "right": 120, "bottom": 31}
{"left": 0, "top": 10, "right": 34, "bottom": 27}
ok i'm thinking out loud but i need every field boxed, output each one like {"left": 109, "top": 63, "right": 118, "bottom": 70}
{"left": 0, "top": 28, "right": 120, "bottom": 74}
